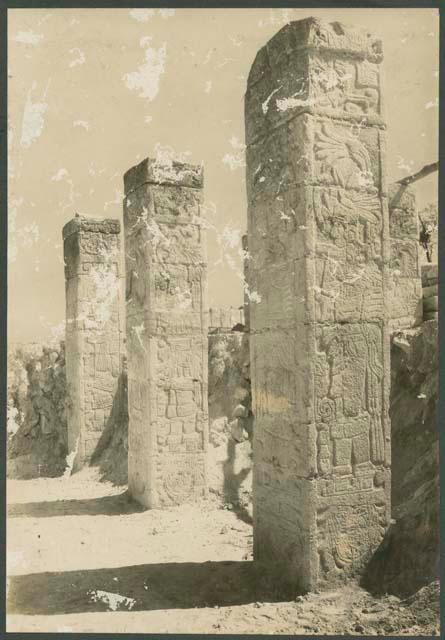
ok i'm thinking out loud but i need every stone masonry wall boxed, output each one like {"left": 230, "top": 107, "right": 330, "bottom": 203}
{"left": 7, "top": 342, "right": 68, "bottom": 478}
{"left": 363, "top": 319, "right": 439, "bottom": 596}
{"left": 63, "top": 215, "right": 124, "bottom": 469}
{"left": 245, "top": 18, "right": 391, "bottom": 592}
{"left": 124, "top": 157, "right": 208, "bottom": 508}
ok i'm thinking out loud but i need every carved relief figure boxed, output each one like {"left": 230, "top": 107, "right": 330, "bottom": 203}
{"left": 315, "top": 122, "right": 374, "bottom": 190}
{"left": 315, "top": 325, "right": 385, "bottom": 476}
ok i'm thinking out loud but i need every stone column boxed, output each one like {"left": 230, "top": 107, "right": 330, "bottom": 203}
{"left": 63, "top": 215, "right": 123, "bottom": 469}
{"left": 388, "top": 183, "right": 422, "bottom": 330}
{"left": 123, "top": 157, "right": 208, "bottom": 508}
{"left": 245, "top": 18, "right": 391, "bottom": 591}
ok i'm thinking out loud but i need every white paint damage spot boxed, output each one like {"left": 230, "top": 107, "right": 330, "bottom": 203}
{"left": 8, "top": 550, "right": 25, "bottom": 571}
{"left": 88, "top": 589, "right": 136, "bottom": 611}
{"left": 51, "top": 168, "right": 69, "bottom": 181}
{"left": 132, "top": 322, "right": 147, "bottom": 352}
{"left": 123, "top": 38, "right": 166, "bottom": 101}
{"left": 104, "top": 188, "right": 124, "bottom": 211}
{"left": 129, "top": 8, "right": 155, "bottom": 22}
{"left": 159, "top": 9, "right": 175, "bottom": 19}
{"left": 222, "top": 136, "right": 246, "bottom": 171}
{"left": 216, "top": 57, "right": 235, "bottom": 69}
{"left": 425, "top": 98, "right": 438, "bottom": 109}
{"left": 14, "top": 30, "right": 43, "bottom": 45}
{"left": 397, "top": 156, "right": 415, "bottom": 175}
{"left": 8, "top": 196, "right": 23, "bottom": 264}
{"left": 64, "top": 436, "right": 79, "bottom": 477}
{"left": 262, "top": 86, "right": 281, "bottom": 114}
{"left": 204, "top": 80, "right": 212, "bottom": 94}
{"left": 73, "top": 120, "right": 90, "bottom": 131}
{"left": 20, "top": 81, "right": 50, "bottom": 148}
{"left": 17, "top": 221, "right": 39, "bottom": 248}
{"left": 149, "top": 143, "right": 198, "bottom": 184}
{"left": 276, "top": 95, "right": 316, "bottom": 111}
{"left": 7, "top": 406, "right": 21, "bottom": 435}
{"left": 69, "top": 48, "right": 86, "bottom": 68}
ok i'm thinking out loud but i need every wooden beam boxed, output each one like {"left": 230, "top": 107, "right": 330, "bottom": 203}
{"left": 397, "top": 161, "right": 439, "bottom": 186}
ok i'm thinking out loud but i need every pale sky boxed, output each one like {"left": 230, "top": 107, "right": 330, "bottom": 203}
{"left": 8, "top": 7, "right": 439, "bottom": 344}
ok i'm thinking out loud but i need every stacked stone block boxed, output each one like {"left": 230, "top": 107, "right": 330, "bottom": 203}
{"left": 388, "top": 183, "right": 422, "bottom": 330}
{"left": 421, "top": 264, "right": 438, "bottom": 321}
{"left": 63, "top": 216, "right": 123, "bottom": 468}
{"left": 123, "top": 157, "right": 208, "bottom": 508}
{"left": 245, "top": 18, "right": 392, "bottom": 591}
{"left": 208, "top": 307, "right": 245, "bottom": 332}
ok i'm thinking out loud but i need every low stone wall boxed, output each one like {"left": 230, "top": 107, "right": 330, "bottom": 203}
{"left": 209, "top": 307, "right": 245, "bottom": 332}
{"left": 7, "top": 342, "right": 68, "bottom": 478}
{"left": 7, "top": 316, "right": 252, "bottom": 495}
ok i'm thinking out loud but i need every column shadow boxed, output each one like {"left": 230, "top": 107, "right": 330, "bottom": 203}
{"left": 8, "top": 560, "right": 296, "bottom": 615}
{"left": 8, "top": 490, "right": 144, "bottom": 518}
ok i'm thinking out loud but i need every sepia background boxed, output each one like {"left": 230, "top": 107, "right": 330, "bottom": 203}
{"left": 8, "top": 7, "right": 439, "bottom": 344}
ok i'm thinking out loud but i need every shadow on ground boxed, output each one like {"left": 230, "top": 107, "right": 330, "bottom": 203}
{"left": 7, "top": 491, "right": 144, "bottom": 518}
{"left": 8, "top": 560, "right": 294, "bottom": 615}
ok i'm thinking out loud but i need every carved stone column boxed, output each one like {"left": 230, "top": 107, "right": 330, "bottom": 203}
{"left": 245, "top": 18, "right": 391, "bottom": 591}
{"left": 123, "top": 158, "right": 208, "bottom": 508}
{"left": 63, "top": 216, "right": 123, "bottom": 470}
{"left": 388, "top": 183, "right": 422, "bottom": 330}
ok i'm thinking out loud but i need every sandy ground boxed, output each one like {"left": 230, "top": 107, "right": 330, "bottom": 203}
{"left": 7, "top": 470, "right": 440, "bottom": 634}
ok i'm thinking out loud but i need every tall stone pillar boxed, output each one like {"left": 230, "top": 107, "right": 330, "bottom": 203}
{"left": 63, "top": 215, "right": 123, "bottom": 469}
{"left": 245, "top": 18, "right": 391, "bottom": 591}
{"left": 123, "top": 157, "right": 208, "bottom": 508}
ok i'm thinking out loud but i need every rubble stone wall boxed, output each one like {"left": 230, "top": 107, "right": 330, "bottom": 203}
{"left": 7, "top": 342, "right": 68, "bottom": 478}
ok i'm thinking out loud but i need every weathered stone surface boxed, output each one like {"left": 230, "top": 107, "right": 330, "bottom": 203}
{"left": 63, "top": 215, "right": 124, "bottom": 469}
{"left": 388, "top": 183, "right": 422, "bottom": 330}
{"left": 246, "top": 18, "right": 391, "bottom": 592}
{"left": 246, "top": 18, "right": 384, "bottom": 146}
{"left": 7, "top": 342, "right": 67, "bottom": 478}
{"left": 363, "top": 321, "right": 439, "bottom": 596}
{"left": 124, "top": 158, "right": 208, "bottom": 508}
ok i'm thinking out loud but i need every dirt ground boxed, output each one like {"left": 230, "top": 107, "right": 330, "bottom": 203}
{"left": 7, "top": 470, "right": 440, "bottom": 635}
